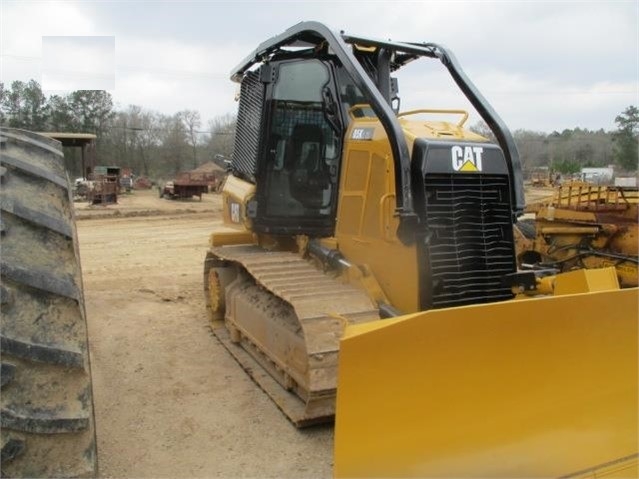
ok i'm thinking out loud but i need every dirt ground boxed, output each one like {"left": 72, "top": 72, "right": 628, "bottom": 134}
{"left": 76, "top": 190, "right": 333, "bottom": 478}
{"left": 77, "top": 187, "right": 555, "bottom": 478}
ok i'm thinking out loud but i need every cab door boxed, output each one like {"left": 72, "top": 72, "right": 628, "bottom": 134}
{"left": 252, "top": 59, "right": 343, "bottom": 236}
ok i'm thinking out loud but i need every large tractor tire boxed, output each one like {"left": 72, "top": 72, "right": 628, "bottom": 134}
{"left": 0, "top": 128, "right": 97, "bottom": 477}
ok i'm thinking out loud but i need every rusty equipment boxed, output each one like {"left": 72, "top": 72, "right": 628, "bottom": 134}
{"left": 87, "top": 165, "right": 121, "bottom": 205}
{"left": 160, "top": 173, "right": 208, "bottom": 200}
{"left": 515, "top": 181, "right": 638, "bottom": 287}
{"left": 133, "top": 176, "right": 153, "bottom": 189}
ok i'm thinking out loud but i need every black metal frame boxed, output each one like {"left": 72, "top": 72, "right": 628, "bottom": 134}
{"left": 230, "top": 21, "right": 524, "bottom": 242}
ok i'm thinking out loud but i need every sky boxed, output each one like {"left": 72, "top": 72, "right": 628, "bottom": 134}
{"left": 41, "top": 35, "right": 115, "bottom": 90}
{"left": 1, "top": 0, "right": 637, "bottom": 133}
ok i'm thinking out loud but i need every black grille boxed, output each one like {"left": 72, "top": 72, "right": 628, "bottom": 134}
{"left": 418, "top": 174, "right": 515, "bottom": 309}
{"left": 231, "top": 71, "right": 264, "bottom": 183}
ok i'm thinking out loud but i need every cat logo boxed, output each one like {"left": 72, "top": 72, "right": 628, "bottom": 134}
{"left": 451, "top": 145, "right": 484, "bottom": 172}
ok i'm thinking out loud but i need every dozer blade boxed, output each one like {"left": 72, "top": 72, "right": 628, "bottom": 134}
{"left": 334, "top": 288, "right": 638, "bottom": 478}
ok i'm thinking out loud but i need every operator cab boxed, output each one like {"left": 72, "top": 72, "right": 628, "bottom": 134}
{"left": 255, "top": 58, "right": 341, "bottom": 236}
{"left": 230, "top": 24, "right": 524, "bottom": 246}
{"left": 240, "top": 53, "right": 393, "bottom": 237}
{"left": 244, "top": 56, "right": 377, "bottom": 237}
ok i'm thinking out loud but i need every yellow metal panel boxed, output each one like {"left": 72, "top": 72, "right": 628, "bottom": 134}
{"left": 554, "top": 267, "right": 620, "bottom": 295}
{"left": 398, "top": 114, "right": 487, "bottom": 142}
{"left": 361, "top": 153, "right": 389, "bottom": 238}
{"left": 336, "top": 196, "right": 364, "bottom": 236}
{"left": 209, "top": 230, "right": 255, "bottom": 247}
{"left": 343, "top": 149, "right": 370, "bottom": 192}
{"left": 334, "top": 288, "right": 639, "bottom": 478}
{"left": 540, "top": 226, "right": 601, "bottom": 234}
{"left": 335, "top": 120, "right": 419, "bottom": 313}
{"left": 220, "top": 174, "right": 255, "bottom": 228}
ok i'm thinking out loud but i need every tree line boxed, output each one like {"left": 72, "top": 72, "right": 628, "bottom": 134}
{"left": 472, "top": 110, "right": 637, "bottom": 176}
{"left": 1, "top": 80, "right": 636, "bottom": 181}
{"left": 0, "top": 80, "right": 236, "bottom": 180}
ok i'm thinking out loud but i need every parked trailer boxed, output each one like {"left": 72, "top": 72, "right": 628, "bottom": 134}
{"left": 160, "top": 179, "right": 208, "bottom": 200}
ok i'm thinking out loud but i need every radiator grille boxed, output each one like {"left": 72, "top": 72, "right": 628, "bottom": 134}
{"left": 419, "top": 174, "right": 515, "bottom": 309}
{"left": 231, "top": 71, "right": 264, "bottom": 183}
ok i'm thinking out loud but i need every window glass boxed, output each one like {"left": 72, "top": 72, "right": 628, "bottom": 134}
{"left": 263, "top": 60, "right": 339, "bottom": 218}
{"left": 273, "top": 61, "right": 329, "bottom": 101}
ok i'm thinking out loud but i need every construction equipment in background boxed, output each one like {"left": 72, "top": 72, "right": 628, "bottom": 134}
{"left": 515, "top": 181, "right": 638, "bottom": 287}
{"left": 160, "top": 172, "right": 209, "bottom": 200}
{"left": 192, "top": 160, "right": 228, "bottom": 192}
{"left": 119, "top": 167, "right": 134, "bottom": 193}
{"left": 87, "top": 165, "right": 121, "bottom": 205}
{"left": 203, "top": 22, "right": 637, "bottom": 476}
{"left": 529, "top": 165, "right": 559, "bottom": 187}
{"left": 133, "top": 176, "right": 153, "bottom": 189}
{"left": 160, "top": 165, "right": 226, "bottom": 200}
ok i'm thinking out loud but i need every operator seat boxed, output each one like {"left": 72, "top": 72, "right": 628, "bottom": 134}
{"left": 288, "top": 124, "right": 330, "bottom": 209}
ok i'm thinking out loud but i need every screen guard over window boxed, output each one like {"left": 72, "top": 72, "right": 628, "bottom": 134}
{"left": 262, "top": 60, "right": 341, "bottom": 223}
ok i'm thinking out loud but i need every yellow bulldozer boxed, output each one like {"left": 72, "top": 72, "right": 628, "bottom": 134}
{"left": 203, "top": 22, "right": 638, "bottom": 477}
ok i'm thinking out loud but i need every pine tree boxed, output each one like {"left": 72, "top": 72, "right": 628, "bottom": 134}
{"left": 613, "top": 106, "right": 639, "bottom": 171}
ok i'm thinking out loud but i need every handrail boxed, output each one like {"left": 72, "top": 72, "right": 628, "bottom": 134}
{"left": 398, "top": 109, "right": 469, "bottom": 128}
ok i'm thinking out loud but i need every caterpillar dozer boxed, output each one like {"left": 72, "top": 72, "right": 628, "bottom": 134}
{"left": 204, "top": 22, "right": 638, "bottom": 476}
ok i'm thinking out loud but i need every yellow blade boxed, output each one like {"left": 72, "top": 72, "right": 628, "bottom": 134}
{"left": 334, "top": 288, "right": 639, "bottom": 478}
